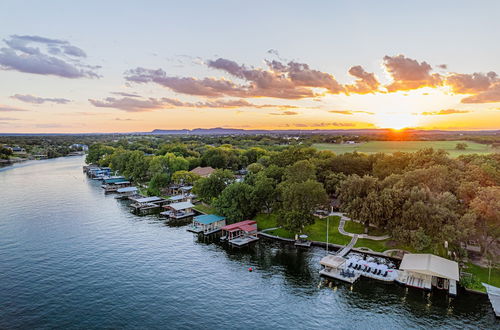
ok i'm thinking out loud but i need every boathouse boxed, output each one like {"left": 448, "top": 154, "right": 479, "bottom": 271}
{"left": 220, "top": 220, "right": 259, "bottom": 246}
{"left": 188, "top": 214, "right": 226, "bottom": 235}
{"left": 397, "top": 253, "right": 459, "bottom": 295}
{"left": 115, "top": 186, "right": 138, "bottom": 199}
{"left": 161, "top": 201, "right": 195, "bottom": 219}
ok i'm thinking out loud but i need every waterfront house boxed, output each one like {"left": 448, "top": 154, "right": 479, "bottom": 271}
{"left": 190, "top": 166, "right": 215, "bottom": 178}
{"left": 396, "top": 253, "right": 459, "bottom": 296}
{"left": 160, "top": 201, "right": 195, "bottom": 219}
{"left": 220, "top": 220, "right": 259, "bottom": 246}
{"left": 187, "top": 214, "right": 226, "bottom": 235}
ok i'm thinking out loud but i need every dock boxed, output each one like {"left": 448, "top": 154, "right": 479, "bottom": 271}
{"left": 483, "top": 283, "right": 500, "bottom": 318}
{"left": 336, "top": 234, "right": 358, "bottom": 257}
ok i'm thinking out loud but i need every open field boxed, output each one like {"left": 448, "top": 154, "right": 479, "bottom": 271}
{"left": 313, "top": 140, "right": 495, "bottom": 157}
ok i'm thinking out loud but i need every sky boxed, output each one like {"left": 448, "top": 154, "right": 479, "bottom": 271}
{"left": 1, "top": 0, "right": 499, "bottom": 133}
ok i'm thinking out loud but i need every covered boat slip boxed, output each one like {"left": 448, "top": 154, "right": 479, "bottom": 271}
{"left": 188, "top": 214, "right": 226, "bottom": 235}
{"left": 319, "top": 254, "right": 398, "bottom": 284}
{"left": 129, "top": 196, "right": 169, "bottom": 215}
{"left": 220, "top": 220, "right": 259, "bottom": 247}
{"left": 102, "top": 181, "right": 131, "bottom": 193}
{"left": 319, "top": 255, "right": 361, "bottom": 284}
{"left": 397, "top": 254, "right": 459, "bottom": 296}
{"left": 160, "top": 201, "right": 195, "bottom": 219}
{"left": 115, "top": 186, "right": 139, "bottom": 199}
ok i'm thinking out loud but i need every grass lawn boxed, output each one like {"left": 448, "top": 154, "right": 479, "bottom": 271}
{"left": 255, "top": 214, "right": 352, "bottom": 246}
{"left": 313, "top": 140, "right": 494, "bottom": 157}
{"left": 193, "top": 204, "right": 216, "bottom": 214}
{"left": 462, "top": 262, "right": 500, "bottom": 292}
{"left": 354, "top": 238, "right": 391, "bottom": 252}
{"left": 344, "top": 220, "right": 365, "bottom": 234}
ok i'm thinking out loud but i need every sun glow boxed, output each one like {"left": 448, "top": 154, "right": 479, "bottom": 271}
{"left": 373, "top": 113, "right": 418, "bottom": 130}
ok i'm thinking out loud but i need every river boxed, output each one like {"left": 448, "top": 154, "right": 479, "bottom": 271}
{"left": 0, "top": 156, "right": 497, "bottom": 329}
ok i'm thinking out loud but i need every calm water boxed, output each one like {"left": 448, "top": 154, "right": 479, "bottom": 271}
{"left": 0, "top": 156, "right": 497, "bottom": 329}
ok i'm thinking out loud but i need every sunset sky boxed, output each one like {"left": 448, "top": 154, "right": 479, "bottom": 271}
{"left": 1, "top": 0, "right": 500, "bottom": 133}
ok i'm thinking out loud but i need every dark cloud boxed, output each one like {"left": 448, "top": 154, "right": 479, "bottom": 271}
{"left": 437, "top": 64, "right": 448, "bottom": 70}
{"left": 0, "top": 35, "right": 99, "bottom": 78}
{"left": 11, "top": 94, "right": 70, "bottom": 104}
{"left": 344, "top": 65, "right": 380, "bottom": 94}
{"left": 383, "top": 55, "right": 442, "bottom": 92}
{"left": 89, "top": 96, "right": 297, "bottom": 112}
{"left": 125, "top": 67, "right": 243, "bottom": 98}
{"left": 111, "top": 92, "right": 141, "bottom": 98}
{"left": 89, "top": 97, "right": 166, "bottom": 112}
{"left": 420, "top": 109, "right": 471, "bottom": 115}
{"left": 328, "top": 110, "right": 374, "bottom": 115}
{"left": 0, "top": 105, "right": 29, "bottom": 111}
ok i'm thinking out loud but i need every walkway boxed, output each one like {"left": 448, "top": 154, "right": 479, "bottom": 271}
{"left": 336, "top": 234, "right": 358, "bottom": 257}
{"left": 332, "top": 212, "right": 390, "bottom": 241}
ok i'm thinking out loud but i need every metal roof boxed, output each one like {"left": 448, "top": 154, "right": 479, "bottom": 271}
{"left": 193, "top": 214, "right": 225, "bottom": 225}
{"left": 117, "top": 187, "right": 138, "bottom": 193}
{"left": 168, "top": 201, "right": 194, "bottom": 210}
{"left": 399, "top": 254, "right": 459, "bottom": 281}
{"left": 136, "top": 196, "right": 162, "bottom": 203}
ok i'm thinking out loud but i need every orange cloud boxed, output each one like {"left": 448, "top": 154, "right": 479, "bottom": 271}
{"left": 344, "top": 65, "right": 380, "bottom": 94}
{"left": 269, "top": 111, "right": 299, "bottom": 116}
{"left": 329, "top": 110, "right": 374, "bottom": 115}
{"left": 460, "top": 83, "right": 500, "bottom": 103}
{"left": 383, "top": 55, "right": 442, "bottom": 92}
{"left": 420, "top": 109, "right": 471, "bottom": 115}
{"left": 446, "top": 72, "right": 497, "bottom": 94}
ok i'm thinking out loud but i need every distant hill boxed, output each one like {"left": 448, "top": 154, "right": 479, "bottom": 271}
{"left": 1, "top": 128, "right": 499, "bottom": 136}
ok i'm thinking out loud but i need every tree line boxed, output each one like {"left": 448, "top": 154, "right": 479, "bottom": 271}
{"left": 86, "top": 139, "right": 499, "bottom": 258}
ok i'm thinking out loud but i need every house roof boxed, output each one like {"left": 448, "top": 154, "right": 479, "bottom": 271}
{"left": 399, "top": 253, "right": 459, "bottom": 281}
{"left": 117, "top": 187, "right": 138, "bottom": 193}
{"left": 190, "top": 166, "right": 215, "bottom": 177}
{"left": 194, "top": 214, "right": 225, "bottom": 225}
{"left": 168, "top": 201, "right": 194, "bottom": 210}
{"left": 221, "top": 220, "right": 257, "bottom": 231}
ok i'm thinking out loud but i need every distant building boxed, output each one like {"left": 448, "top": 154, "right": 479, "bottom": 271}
{"left": 190, "top": 166, "right": 216, "bottom": 178}
{"left": 70, "top": 144, "right": 89, "bottom": 151}
{"left": 11, "top": 146, "right": 26, "bottom": 154}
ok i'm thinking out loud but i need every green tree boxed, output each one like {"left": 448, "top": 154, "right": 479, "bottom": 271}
{"left": 455, "top": 142, "right": 468, "bottom": 150}
{"left": 147, "top": 172, "right": 171, "bottom": 196}
{"left": 283, "top": 160, "right": 316, "bottom": 183}
{"left": 193, "top": 169, "right": 236, "bottom": 203}
{"left": 86, "top": 143, "right": 115, "bottom": 164}
{"left": 253, "top": 174, "right": 277, "bottom": 213}
{"left": 172, "top": 170, "right": 201, "bottom": 185}
{"left": 278, "top": 179, "right": 328, "bottom": 216}
{"left": 214, "top": 183, "right": 259, "bottom": 222}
